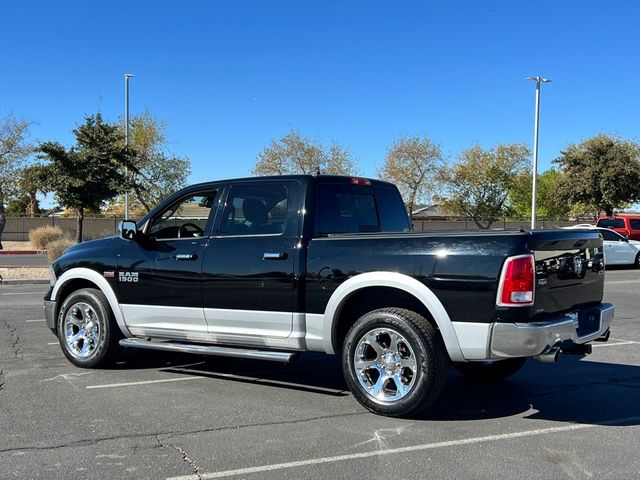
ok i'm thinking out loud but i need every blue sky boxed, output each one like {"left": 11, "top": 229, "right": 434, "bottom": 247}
{"left": 2, "top": 0, "right": 639, "bottom": 204}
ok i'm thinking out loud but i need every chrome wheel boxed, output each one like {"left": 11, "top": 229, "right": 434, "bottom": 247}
{"left": 63, "top": 302, "right": 101, "bottom": 359}
{"left": 353, "top": 328, "right": 418, "bottom": 403}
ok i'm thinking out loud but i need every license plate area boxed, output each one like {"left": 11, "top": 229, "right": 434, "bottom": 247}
{"left": 576, "top": 308, "right": 602, "bottom": 338}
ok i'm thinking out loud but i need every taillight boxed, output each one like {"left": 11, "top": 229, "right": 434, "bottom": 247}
{"left": 349, "top": 177, "right": 372, "bottom": 186}
{"left": 497, "top": 255, "right": 535, "bottom": 306}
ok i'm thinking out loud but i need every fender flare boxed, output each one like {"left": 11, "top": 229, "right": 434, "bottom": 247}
{"left": 51, "top": 267, "right": 132, "bottom": 337}
{"left": 321, "top": 271, "right": 464, "bottom": 362}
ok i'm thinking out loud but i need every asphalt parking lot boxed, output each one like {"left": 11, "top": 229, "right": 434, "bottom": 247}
{"left": 1, "top": 269, "right": 639, "bottom": 480}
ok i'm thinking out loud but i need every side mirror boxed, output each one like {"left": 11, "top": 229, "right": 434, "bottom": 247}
{"left": 118, "top": 220, "right": 138, "bottom": 241}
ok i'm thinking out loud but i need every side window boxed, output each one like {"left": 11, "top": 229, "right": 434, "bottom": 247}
{"left": 629, "top": 219, "right": 640, "bottom": 230}
{"left": 220, "top": 184, "right": 288, "bottom": 236}
{"left": 597, "top": 218, "right": 625, "bottom": 229}
{"left": 601, "top": 229, "right": 622, "bottom": 242}
{"left": 148, "top": 191, "right": 218, "bottom": 240}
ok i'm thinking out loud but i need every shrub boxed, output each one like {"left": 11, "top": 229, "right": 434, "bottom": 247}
{"left": 29, "top": 226, "right": 64, "bottom": 250}
{"left": 46, "top": 238, "right": 75, "bottom": 261}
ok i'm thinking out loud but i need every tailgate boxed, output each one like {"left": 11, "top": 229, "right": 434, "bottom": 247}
{"left": 532, "top": 230, "right": 605, "bottom": 317}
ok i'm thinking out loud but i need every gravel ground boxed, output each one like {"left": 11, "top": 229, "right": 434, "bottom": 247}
{"left": 1, "top": 241, "right": 34, "bottom": 250}
{"left": 0, "top": 266, "right": 49, "bottom": 279}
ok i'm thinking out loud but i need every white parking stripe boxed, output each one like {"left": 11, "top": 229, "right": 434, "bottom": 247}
{"left": 86, "top": 370, "right": 345, "bottom": 395}
{"left": 25, "top": 319, "right": 45, "bottom": 323}
{"left": 166, "top": 416, "right": 640, "bottom": 480}
{"left": 610, "top": 338, "right": 640, "bottom": 344}
{"left": 0, "top": 292, "right": 43, "bottom": 295}
{"left": 47, "top": 342, "right": 58, "bottom": 345}
{"left": 592, "top": 341, "right": 639, "bottom": 348}
{"left": 86, "top": 377, "right": 206, "bottom": 389}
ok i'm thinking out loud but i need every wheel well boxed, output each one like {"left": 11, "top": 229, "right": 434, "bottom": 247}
{"left": 332, "top": 286, "right": 438, "bottom": 354}
{"left": 54, "top": 279, "right": 100, "bottom": 325}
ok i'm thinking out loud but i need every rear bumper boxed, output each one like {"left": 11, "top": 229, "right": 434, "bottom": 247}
{"left": 490, "top": 303, "right": 614, "bottom": 358}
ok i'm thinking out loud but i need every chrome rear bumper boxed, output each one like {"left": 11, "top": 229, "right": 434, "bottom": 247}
{"left": 490, "top": 303, "right": 614, "bottom": 358}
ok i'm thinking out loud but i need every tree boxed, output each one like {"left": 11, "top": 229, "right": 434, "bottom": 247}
{"left": 18, "top": 164, "right": 47, "bottom": 216}
{"left": 0, "top": 114, "right": 32, "bottom": 249}
{"left": 253, "top": 130, "right": 359, "bottom": 176}
{"left": 437, "top": 143, "right": 530, "bottom": 229}
{"left": 5, "top": 195, "right": 31, "bottom": 215}
{"left": 119, "top": 110, "right": 190, "bottom": 212}
{"left": 378, "top": 135, "right": 443, "bottom": 217}
{"left": 555, "top": 134, "right": 640, "bottom": 216}
{"left": 508, "top": 168, "right": 569, "bottom": 220}
{"left": 38, "top": 114, "right": 130, "bottom": 242}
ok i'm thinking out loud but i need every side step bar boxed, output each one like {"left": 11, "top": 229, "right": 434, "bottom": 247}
{"left": 119, "top": 338, "right": 298, "bottom": 363}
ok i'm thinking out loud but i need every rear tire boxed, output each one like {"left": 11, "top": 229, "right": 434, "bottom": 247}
{"left": 342, "top": 308, "right": 449, "bottom": 418}
{"left": 634, "top": 252, "right": 640, "bottom": 269}
{"left": 57, "top": 288, "right": 122, "bottom": 368}
{"left": 454, "top": 357, "right": 527, "bottom": 383}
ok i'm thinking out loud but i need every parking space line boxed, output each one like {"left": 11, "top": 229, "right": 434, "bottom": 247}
{"left": 592, "top": 341, "right": 639, "bottom": 348}
{"left": 0, "top": 292, "right": 43, "bottom": 295}
{"left": 610, "top": 338, "right": 640, "bottom": 344}
{"left": 25, "top": 319, "right": 45, "bottom": 322}
{"left": 86, "top": 377, "right": 206, "bottom": 389}
{"left": 47, "top": 342, "right": 58, "bottom": 345}
{"left": 166, "top": 416, "right": 640, "bottom": 480}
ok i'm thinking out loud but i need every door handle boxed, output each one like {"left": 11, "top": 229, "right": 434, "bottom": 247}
{"left": 263, "top": 252, "right": 288, "bottom": 260}
{"left": 175, "top": 253, "right": 197, "bottom": 261}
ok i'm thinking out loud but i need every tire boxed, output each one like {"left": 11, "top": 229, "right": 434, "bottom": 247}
{"left": 634, "top": 252, "right": 640, "bottom": 269}
{"left": 342, "top": 308, "right": 449, "bottom": 418}
{"left": 56, "top": 288, "right": 122, "bottom": 368}
{"left": 454, "top": 357, "right": 527, "bottom": 383}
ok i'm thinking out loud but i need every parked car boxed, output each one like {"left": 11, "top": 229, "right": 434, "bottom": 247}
{"left": 596, "top": 215, "right": 640, "bottom": 241}
{"left": 565, "top": 225, "right": 640, "bottom": 267}
{"left": 45, "top": 175, "right": 614, "bottom": 417}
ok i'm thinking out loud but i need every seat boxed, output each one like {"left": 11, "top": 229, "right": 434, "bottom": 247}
{"left": 242, "top": 198, "right": 280, "bottom": 234}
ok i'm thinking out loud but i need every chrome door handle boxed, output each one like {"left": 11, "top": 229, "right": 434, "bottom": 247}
{"left": 175, "top": 253, "right": 197, "bottom": 260}
{"left": 263, "top": 252, "right": 288, "bottom": 260}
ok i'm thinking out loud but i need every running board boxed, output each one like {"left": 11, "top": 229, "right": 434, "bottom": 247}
{"left": 119, "top": 338, "right": 298, "bottom": 363}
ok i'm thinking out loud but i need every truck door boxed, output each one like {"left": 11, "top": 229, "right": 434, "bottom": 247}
{"left": 117, "top": 189, "right": 220, "bottom": 337}
{"left": 201, "top": 180, "right": 302, "bottom": 338}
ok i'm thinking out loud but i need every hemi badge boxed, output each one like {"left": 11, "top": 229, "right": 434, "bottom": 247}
{"left": 103, "top": 271, "right": 115, "bottom": 278}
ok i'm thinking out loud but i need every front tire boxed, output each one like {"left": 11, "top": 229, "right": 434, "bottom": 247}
{"left": 342, "top": 308, "right": 449, "bottom": 417}
{"left": 634, "top": 252, "right": 640, "bottom": 269}
{"left": 57, "top": 288, "right": 121, "bottom": 368}
{"left": 454, "top": 357, "right": 527, "bottom": 383}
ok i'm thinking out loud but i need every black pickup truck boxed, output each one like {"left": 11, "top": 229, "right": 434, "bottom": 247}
{"left": 44, "top": 175, "right": 614, "bottom": 416}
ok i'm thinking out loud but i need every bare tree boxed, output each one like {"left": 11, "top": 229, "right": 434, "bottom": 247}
{"left": 0, "top": 115, "right": 32, "bottom": 248}
{"left": 253, "top": 130, "right": 359, "bottom": 176}
{"left": 378, "top": 135, "right": 443, "bottom": 217}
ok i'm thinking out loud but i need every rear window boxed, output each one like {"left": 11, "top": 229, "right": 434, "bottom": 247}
{"left": 316, "top": 183, "right": 410, "bottom": 235}
{"left": 597, "top": 218, "right": 625, "bottom": 229}
{"left": 630, "top": 219, "right": 640, "bottom": 230}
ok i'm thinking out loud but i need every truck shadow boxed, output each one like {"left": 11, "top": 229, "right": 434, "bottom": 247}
{"left": 117, "top": 349, "right": 640, "bottom": 425}
{"left": 425, "top": 355, "right": 640, "bottom": 426}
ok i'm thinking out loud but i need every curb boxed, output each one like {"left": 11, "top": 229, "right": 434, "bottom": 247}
{"left": 0, "top": 279, "right": 50, "bottom": 285}
{"left": 0, "top": 250, "right": 46, "bottom": 255}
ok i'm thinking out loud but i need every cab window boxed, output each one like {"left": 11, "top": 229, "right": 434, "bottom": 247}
{"left": 220, "top": 184, "right": 288, "bottom": 236}
{"left": 148, "top": 191, "right": 218, "bottom": 240}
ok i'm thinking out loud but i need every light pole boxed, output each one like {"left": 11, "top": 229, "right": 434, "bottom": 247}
{"left": 124, "top": 73, "right": 134, "bottom": 220}
{"left": 526, "top": 76, "right": 551, "bottom": 230}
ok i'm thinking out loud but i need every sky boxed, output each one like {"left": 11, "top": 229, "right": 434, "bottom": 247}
{"left": 1, "top": 0, "right": 639, "bottom": 206}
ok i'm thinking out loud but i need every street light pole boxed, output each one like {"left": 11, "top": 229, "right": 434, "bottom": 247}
{"left": 124, "top": 73, "right": 134, "bottom": 220}
{"left": 526, "top": 76, "right": 551, "bottom": 230}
